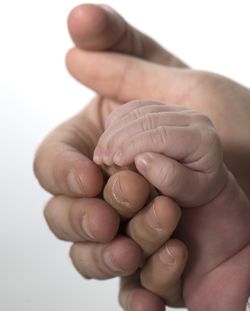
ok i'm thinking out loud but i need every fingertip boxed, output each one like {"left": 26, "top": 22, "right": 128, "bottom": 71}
{"left": 93, "top": 146, "right": 103, "bottom": 165}
{"left": 166, "top": 239, "right": 189, "bottom": 266}
{"left": 135, "top": 152, "right": 154, "bottom": 174}
{"left": 111, "top": 237, "right": 142, "bottom": 274}
{"left": 104, "top": 170, "right": 150, "bottom": 219}
{"left": 65, "top": 47, "right": 81, "bottom": 77}
{"left": 67, "top": 4, "right": 125, "bottom": 50}
{"left": 66, "top": 160, "right": 103, "bottom": 197}
{"left": 140, "top": 238, "right": 187, "bottom": 307}
{"left": 154, "top": 196, "right": 182, "bottom": 228}
{"left": 68, "top": 4, "right": 107, "bottom": 44}
{"left": 130, "top": 289, "right": 165, "bottom": 311}
{"left": 85, "top": 199, "right": 120, "bottom": 243}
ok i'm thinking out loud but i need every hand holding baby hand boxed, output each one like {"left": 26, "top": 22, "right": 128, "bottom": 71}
{"left": 94, "top": 100, "right": 227, "bottom": 207}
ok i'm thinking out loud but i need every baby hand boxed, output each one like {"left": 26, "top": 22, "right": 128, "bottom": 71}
{"left": 94, "top": 100, "right": 227, "bottom": 207}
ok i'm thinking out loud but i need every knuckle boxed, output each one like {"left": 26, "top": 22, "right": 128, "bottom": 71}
{"left": 127, "top": 105, "right": 144, "bottom": 121}
{"left": 198, "top": 128, "right": 222, "bottom": 171}
{"left": 114, "top": 58, "right": 135, "bottom": 100}
{"left": 192, "top": 70, "right": 228, "bottom": 94}
{"left": 140, "top": 269, "right": 160, "bottom": 293}
{"left": 190, "top": 112, "right": 213, "bottom": 127}
{"left": 157, "top": 126, "right": 168, "bottom": 145}
{"left": 141, "top": 113, "right": 156, "bottom": 131}
{"left": 203, "top": 128, "right": 220, "bottom": 148}
{"left": 158, "top": 160, "right": 177, "bottom": 192}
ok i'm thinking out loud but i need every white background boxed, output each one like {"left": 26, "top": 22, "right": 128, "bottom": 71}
{"left": 0, "top": 1, "right": 249, "bottom": 310}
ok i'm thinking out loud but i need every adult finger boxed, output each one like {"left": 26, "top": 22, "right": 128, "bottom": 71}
{"left": 119, "top": 272, "right": 165, "bottom": 311}
{"left": 140, "top": 239, "right": 188, "bottom": 307}
{"left": 66, "top": 48, "right": 197, "bottom": 104}
{"left": 34, "top": 98, "right": 103, "bottom": 197}
{"left": 70, "top": 235, "right": 141, "bottom": 280}
{"left": 67, "top": 4, "right": 187, "bottom": 66}
{"left": 103, "top": 170, "right": 151, "bottom": 219}
{"left": 126, "top": 196, "right": 181, "bottom": 257}
{"left": 44, "top": 196, "right": 120, "bottom": 243}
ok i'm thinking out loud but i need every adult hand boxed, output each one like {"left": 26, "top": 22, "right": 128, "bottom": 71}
{"left": 66, "top": 10, "right": 250, "bottom": 199}
{"left": 34, "top": 4, "right": 188, "bottom": 310}
{"left": 64, "top": 5, "right": 250, "bottom": 309}
{"left": 96, "top": 101, "right": 250, "bottom": 310}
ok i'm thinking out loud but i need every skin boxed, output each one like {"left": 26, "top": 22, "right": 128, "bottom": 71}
{"left": 94, "top": 101, "right": 250, "bottom": 310}
{"left": 94, "top": 101, "right": 227, "bottom": 207}
{"left": 34, "top": 4, "right": 188, "bottom": 310}
{"left": 66, "top": 25, "right": 250, "bottom": 201}
{"left": 34, "top": 4, "right": 250, "bottom": 310}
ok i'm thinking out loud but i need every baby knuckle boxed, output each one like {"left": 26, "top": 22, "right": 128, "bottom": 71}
{"left": 141, "top": 113, "right": 155, "bottom": 131}
{"left": 127, "top": 106, "right": 145, "bottom": 121}
{"left": 158, "top": 167, "right": 169, "bottom": 189}
{"left": 204, "top": 128, "right": 220, "bottom": 147}
{"left": 191, "top": 112, "right": 213, "bottom": 126}
{"left": 158, "top": 161, "right": 177, "bottom": 191}
{"left": 157, "top": 126, "right": 169, "bottom": 145}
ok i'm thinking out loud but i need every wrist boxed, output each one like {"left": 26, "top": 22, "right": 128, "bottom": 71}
{"left": 180, "top": 167, "right": 250, "bottom": 272}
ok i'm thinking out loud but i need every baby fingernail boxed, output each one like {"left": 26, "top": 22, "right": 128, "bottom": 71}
{"left": 159, "top": 246, "right": 176, "bottom": 265}
{"left": 103, "top": 149, "right": 113, "bottom": 165}
{"left": 135, "top": 153, "right": 153, "bottom": 172}
{"left": 103, "top": 249, "right": 125, "bottom": 273}
{"left": 93, "top": 147, "right": 102, "bottom": 164}
{"left": 81, "top": 215, "right": 96, "bottom": 240}
{"left": 113, "top": 151, "right": 123, "bottom": 164}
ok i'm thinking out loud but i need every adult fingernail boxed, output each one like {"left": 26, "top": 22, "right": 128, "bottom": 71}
{"left": 81, "top": 215, "right": 96, "bottom": 240}
{"left": 111, "top": 177, "right": 130, "bottom": 208}
{"left": 103, "top": 249, "right": 125, "bottom": 273}
{"left": 159, "top": 245, "right": 176, "bottom": 265}
{"left": 67, "top": 170, "right": 86, "bottom": 195}
{"left": 145, "top": 204, "right": 163, "bottom": 231}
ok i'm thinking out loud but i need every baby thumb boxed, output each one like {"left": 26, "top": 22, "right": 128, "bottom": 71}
{"left": 135, "top": 152, "right": 209, "bottom": 207}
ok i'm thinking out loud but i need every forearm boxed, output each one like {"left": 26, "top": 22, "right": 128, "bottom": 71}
{"left": 180, "top": 170, "right": 250, "bottom": 310}
{"left": 180, "top": 170, "right": 250, "bottom": 271}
